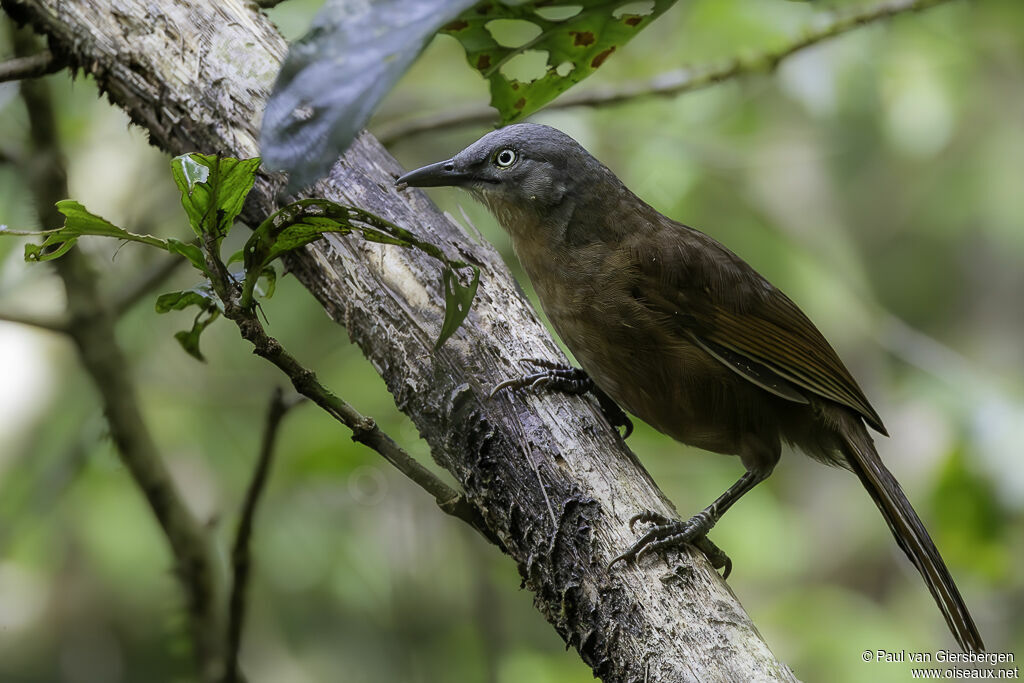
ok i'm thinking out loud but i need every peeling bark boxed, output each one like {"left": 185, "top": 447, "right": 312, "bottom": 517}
{"left": 1, "top": 0, "right": 797, "bottom": 680}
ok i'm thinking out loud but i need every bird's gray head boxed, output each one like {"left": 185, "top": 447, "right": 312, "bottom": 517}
{"left": 397, "top": 123, "right": 618, "bottom": 237}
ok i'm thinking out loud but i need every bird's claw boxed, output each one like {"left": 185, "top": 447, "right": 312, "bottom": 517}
{"left": 610, "top": 509, "right": 732, "bottom": 579}
{"left": 628, "top": 510, "right": 671, "bottom": 534}
{"left": 489, "top": 359, "right": 633, "bottom": 439}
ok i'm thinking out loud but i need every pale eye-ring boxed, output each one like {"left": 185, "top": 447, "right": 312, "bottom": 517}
{"left": 493, "top": 148, "right": 518, "bottom": 168}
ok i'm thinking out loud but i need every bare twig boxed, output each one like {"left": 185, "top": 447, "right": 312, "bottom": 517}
{"left": 0, "top": 309, "right": 67, "bottom": 332}
{"left": 222, "top": 301, "right": 498, "bottom": 544}
{"left": 10, "top": 26, "right": 226, "bottom": 682}
{"left": 0, "top": 48, "right": 63, "bottom": 82}
{"left": 225, "top": 387, "right": 303, "bottom": 683}
{"left": 112, "top": 251, "right": 190, "bottom": 316}
{"left": 375, "top": 0, "right": 955, "bottom": 145}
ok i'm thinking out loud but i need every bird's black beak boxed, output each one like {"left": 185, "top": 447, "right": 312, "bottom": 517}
{"left": 396, "top": 159, "right": 469, "bottom": 188}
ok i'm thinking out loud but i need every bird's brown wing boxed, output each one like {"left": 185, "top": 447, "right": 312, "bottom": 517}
{"left": 629, "top": 226, "right": 887, "bottom": 436}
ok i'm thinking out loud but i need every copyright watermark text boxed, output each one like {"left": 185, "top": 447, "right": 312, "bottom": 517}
{"left": 860, "top": 650, "right": 1018, "bottom": 679}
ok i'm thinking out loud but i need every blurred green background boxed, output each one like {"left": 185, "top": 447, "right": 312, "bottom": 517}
{"left": 1, "top": 0, "right": 1022, "bottom": 681}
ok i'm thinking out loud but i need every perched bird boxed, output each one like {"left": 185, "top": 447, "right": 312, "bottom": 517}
{"left": 396, "top": 123, "right": 984, "bottom": 652}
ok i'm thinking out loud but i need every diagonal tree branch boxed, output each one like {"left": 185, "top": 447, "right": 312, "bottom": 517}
{"left": 1, "top": 1, "right": 797, "bottom": 679}
{"left": 374, "top": 0, "right": 956, "bottom": 145}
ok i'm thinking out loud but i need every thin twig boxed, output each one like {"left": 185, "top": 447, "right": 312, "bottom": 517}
{"left": 225, "top": 307, "right": 497, "bottom": 544}
{"left": 112, "top": 252, "right": 190, "bottom": 316}
{"left": 0, "top": 309, "right": 68, "bottom": 332}
{"left": 374, "top": 0, "right": 955, "bottom": 145}
{"left": 225, "top": 388, "right": 304, "bottom": 683}
{"left": 0, "top": 48, "right": 63, "bottom": 82}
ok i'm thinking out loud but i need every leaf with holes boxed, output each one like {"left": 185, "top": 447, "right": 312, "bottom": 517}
{"left": 443, "top": 0, "right": 675, "bottom": 123}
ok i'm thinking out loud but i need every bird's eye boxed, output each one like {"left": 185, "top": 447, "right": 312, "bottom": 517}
{"left": 493, "top": 148, "right": 518, "bottom": 168}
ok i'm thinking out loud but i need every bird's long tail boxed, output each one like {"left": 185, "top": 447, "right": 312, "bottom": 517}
{"left": 840, "top": 432, "right": 984, "bottom": 653}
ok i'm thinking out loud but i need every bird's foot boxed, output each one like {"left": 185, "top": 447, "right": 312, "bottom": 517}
{"left": 490, "top": 358, "right": 633, "bottom": 438}
{"left": 489, "top": 358, "right": 591, "bottom": 396}
{"left": 610, "top": 509, "right": 732, "bottom": 579}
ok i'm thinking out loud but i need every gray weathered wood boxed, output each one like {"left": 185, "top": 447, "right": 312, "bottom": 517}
{"left": 2, "top": 0, "right": 797, "bottom": 679}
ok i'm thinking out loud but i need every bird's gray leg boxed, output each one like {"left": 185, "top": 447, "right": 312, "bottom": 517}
{"left": 490, "top": 358, "right": 633, "bottom": 438}
{"left": 610, "top": 449, "right": 778, "bottom": 578}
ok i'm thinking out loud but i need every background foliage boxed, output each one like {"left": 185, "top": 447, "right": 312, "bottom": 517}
{"left": 1, "top": 0, "right": 1022, "bottom": 681}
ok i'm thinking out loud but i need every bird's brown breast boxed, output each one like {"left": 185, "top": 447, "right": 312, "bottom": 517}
{"left": 512, "top": 233, "right": 775, "bottom": 456}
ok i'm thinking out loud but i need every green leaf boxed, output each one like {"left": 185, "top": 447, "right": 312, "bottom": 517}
{"left": 167, "top": 238, "right": 209, "bottom": 276}
{"left": 261, "top": 0, "right": 478, "bottom": 190}
{"left": 154, "top": 283, "right": 217, "bottom": 314}
{"left": 174, "top": 308, "right": 220, "bottom": 362}
{"left": 242, "top": 200, "right": 354, "bottom": 296}
{"left": 172, "top": 154, "right": 210, "bottom": 196}
{"left": 436, "top": 265, "right": 480, "bottom": 350}
{"left": 170, "top": 154, "right": 261, "bottom": 242}
{"left": 8, "top": 201, "right": 208, "bottom": 274}
{"left": 22, "top": 200, "right": 166, "bottom": 262}
{"left": 242, "top": 198, "right": 480, "bottom": 348}
{"left": 443, "top": 0, "right": 676, "bottom": 123}
{"left": 24, "top": 235, "right": 77, "bottom": 262}
{"left": 156, "top": 282, "right": 221, "bottom": 362}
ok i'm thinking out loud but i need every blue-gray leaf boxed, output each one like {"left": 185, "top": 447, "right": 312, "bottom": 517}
{"left": 260, "top": 0, "right": 477, "bottom": 191}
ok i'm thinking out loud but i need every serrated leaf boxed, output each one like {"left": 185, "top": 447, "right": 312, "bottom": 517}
{"left": 22, "top": 200, "right": 166, "bottom": 262}
{"left": 260, "top": 0, "right": 478, "bottom": 191}
{"left": 436, "top": 265, "right": 480, "bottom": 349}
{"left": 170, "top": 154, "right": 260, "bottom": 243}
{"left": 55, "top": 200, "right": 131, "bottom": 238}
{"left": 443, "top": 0, "right": 675, "bottom": 123}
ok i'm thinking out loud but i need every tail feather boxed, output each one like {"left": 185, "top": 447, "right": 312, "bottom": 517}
{"left": 840, "top": 435, "right": 984, "bottom": 653}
